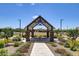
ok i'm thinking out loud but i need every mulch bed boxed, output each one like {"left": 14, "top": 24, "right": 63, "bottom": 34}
{"left": 46, "top": 43, "right": 61, "bottom": 56}
{"left": 46, "top": 43, "right": 73, "bottom": 56}
{"left": 12, "top": 42, "right": 34, "bottom": 56}
{"left": 25, "top": 43, "right": 34, "bottom": 56}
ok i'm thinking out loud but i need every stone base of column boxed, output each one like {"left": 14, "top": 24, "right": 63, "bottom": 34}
{"left": 50, "top": 38, "right": 54, "bottom": 42}
{"left": 26, "top": 39, "right": 30, "bottom": 42}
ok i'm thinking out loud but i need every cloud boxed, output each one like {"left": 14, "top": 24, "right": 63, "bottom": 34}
{"left": 16, "top": 3, "right": 23, "bottom": 6}
{"left": 32, "top": 15, "right": 38, "bottom": 19}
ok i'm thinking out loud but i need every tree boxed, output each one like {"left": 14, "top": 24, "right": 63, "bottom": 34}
{"left": 2, "top": 27, "right": 13, "bottom": 39}
{"left": 67, "top": 29, "right": 79, "bottom": 40}
{"left": 13, "top": 28, "right": 25, "bottom": 32}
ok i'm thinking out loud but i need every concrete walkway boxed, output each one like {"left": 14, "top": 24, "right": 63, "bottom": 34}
{"left": 30, "top": 43, "right": 54, "bottom": 56}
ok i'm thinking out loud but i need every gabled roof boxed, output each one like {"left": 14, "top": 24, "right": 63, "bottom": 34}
{"left": 24, "top": 16, "right": 55, "bottom": 30}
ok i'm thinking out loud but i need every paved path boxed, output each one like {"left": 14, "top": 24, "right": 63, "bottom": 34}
{"left": 30, "top": 43, "right": 54, "bottom": 56}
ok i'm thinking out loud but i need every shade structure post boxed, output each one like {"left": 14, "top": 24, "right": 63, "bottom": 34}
{"left": 47, "top": 30, "right": 49, "bottom": 38}
{"left": 31, "top": 30, "right": 34, "bottom": 38}
{"left": 25, "top": 30, "right": 30, "bottom": 41}
{"left": 50, "top": 29, "right": 54, "bottom": 42}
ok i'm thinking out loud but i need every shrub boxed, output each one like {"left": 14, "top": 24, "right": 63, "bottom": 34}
{"left": 54, "top": 33, "right": 58, "bottom": 38}
{"left": 48, "top": 42, "right": 57, "bottom": 47}
{"left": 0, "top": 40, "right": 5, "bottom": 48}
{"left": 4, "top": 39, "right": 8, "bottom": 44}
{"left": 12, "top": 36, "right": 21, "bottom": 41}
{"left": 17, "top": 42, "right": 31, "bottom": 53}
{"left": 21, "top": 42, "right": 31, "bottom": 49}
{"left": 14, "top": 42, "right": 20, "bottom": 47}
{"left": 64, "top": 39, "right": 74, "bottom": 48}
{"left": 4, "top": 39, "right": 12, "bottom": 44}
{"left": 0, "top": 49, "right": 8, "bottom": 56}
{"left": 43, "top": 35, "right": 47, "bottom": 37}
{"left": 0, "top": 32, "right": 5, "bottom": 38}
{"left": 55, "top": 48, "right": 71, "bottom": 56}
{"left": 7, "top": 39, "right": 13, "bottom": 43}
{"left": 12, "top": 51, "right": 24, "bottom": 56}
{"left": 70, "top": 46, "right": 77, "bottom": 51}
{"left": 58, "top": 42, "right": 64, "bottom": 45}
{"left": 57, "top": 35, "right": 63, "bottom": 39}
{"left": 17, "top": 47, "right": 28, "bottom": 53}
{"left": 64, "top": 42, "right": 70, "bottom": 48}
{"left": 59, "top": 38, "right": 66, "bottom": 42}
{"left": 2, "top": 27, "right": 13, "bottom": 38}
{"left": 65, "top": 39, "right": 78, "bottom": 49}
{"left": 39, "top": 35, "right": 42, "bottom": 38}
{"left": 57, "top": 35, "right": 66, "bottom": 42}
{"left": 67, "top": 29, "right": 79, "bottom": 40}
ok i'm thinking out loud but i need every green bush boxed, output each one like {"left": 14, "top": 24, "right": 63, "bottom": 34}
{"left": 14, "top": 42, "right": 20, "bottom": 47}
{"left": 0, "top": 49, "right": 8, "bottom": 56}
{"left": 0, "top": 32, "right": 5, "bottom": 38}
{"left": 64, "top": 43, "right": 70, "bottom": 48}
{"left": 4, "top": 39, "right": 12, "bottom": 44}
{"left": 4, "top": 39, "right": 8, "bottom": 44}
{"left": 48, "top": 42, "right": 57, "bottom": 47}
{"left": 43, "top": 35, "right": 47, "bottom": 37}
{"left": 64, "top": 39, "right": 73, "bottom": 48}
{"left": 12, "top": 36, "right": 21, "bottom": 41}
{"left": 17, "top": 42, "right": 31, "bottom": 53}
{"left": 0, "top": 40, "right": 5, "bottom": 48}
{"left": 57, "top": 34, "right": 66, "bottom": 42}
{"left": 2, "top": 27, "right": 13, "bottom": 38}
{"left": 12, "top": 51, "right": 24, "bottom": 56}
{"left": 23, "top": 42, "right": 31, "bottom": 48}
{"left": 57, "top": 34, "right": 63, "bottom": 39}
{"left": 64, "top": 39, "right": 78, "bottom": 51}
{"left": 70, "top": 46, "right": 77, "bottom": 51}
{"left": 58, "top": 42, "right": 64, "bottom": 45}
{"left": 39, "top": 35, "right": 42, "bottom": 38}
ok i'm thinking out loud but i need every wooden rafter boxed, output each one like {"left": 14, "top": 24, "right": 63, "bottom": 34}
{"left": 24, "top": 16, "right": 55, "bottom": 30}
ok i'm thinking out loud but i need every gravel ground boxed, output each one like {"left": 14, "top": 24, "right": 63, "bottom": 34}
{"left": 5, "top": 46, "right": 20, "bottom": 56}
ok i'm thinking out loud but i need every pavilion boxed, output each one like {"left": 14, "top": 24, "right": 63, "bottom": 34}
{"left": 24, "top": 16, "right": 55, "bottom": 42}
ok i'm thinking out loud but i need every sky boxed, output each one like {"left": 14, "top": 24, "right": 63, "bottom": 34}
{"left": 0, "top": 3, "right": 79, "bottom": 29}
